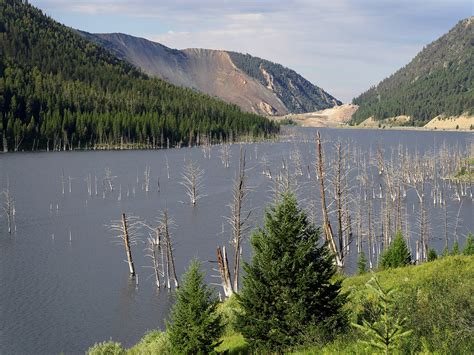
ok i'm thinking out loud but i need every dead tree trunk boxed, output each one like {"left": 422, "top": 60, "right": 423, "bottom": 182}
{"left": 216, "top": 246, "right": 234, "bottom": 297}
{"left": 229, "top": 147, "right": 249, "bottom": 292}
{"left": 180, "top": 160, "right": 205, "bottom": 206}
{"left": 162, "top": 210, "right": 179, "bottom": 288}
{"left": 122, "top": 213, "right": 136, "bottom": 276}
{"left": 1, "top": 189, "right": 15, "bottom": 234}
{"left": 316, "top": 132, "right": 342, "bottom": 267}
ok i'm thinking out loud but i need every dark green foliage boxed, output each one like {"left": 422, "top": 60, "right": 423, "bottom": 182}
{"left": 236, "top": 193, "right": 347, "bottom": 351}
{"left": 352, "top": 276, "right": 412, "bottom": 352}
{"left": 352, "top": 18, "right": 474, "bottom": 125}
{"left": 451, "top": 241, "right": 460, "bottom": 255}
{"left": 0, "top": 0, "right": 278, "bottom": 151}
{"left": 228, "top": 52, "right": 341, "bottom": 113}
{"left": 380, "top": 231, "right": 411, "bottom": 269}
{"left": 463, "top": 233, "right": 474, "bottom": 255}
{"left": 167, "top": 260, "right": 223, "bottom": 354}
{"left": 427, "top": 248, "right": 438, "bottom": 262}
{"left": 87, "top": 341, "right": 124, "bottom": 355}
{"left": 357, "top": 251, "right": 368, "bottom": 275}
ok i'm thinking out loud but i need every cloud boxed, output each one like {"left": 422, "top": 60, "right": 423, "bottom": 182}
{"left": 31, "top": 0, "right": 472, "bottom": 102}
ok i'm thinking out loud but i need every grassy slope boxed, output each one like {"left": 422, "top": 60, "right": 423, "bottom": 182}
{"left": 219, "top": 255, "right": 474, "bottom": 354}
{"left": 89, "top": 256, "right": 473, "bottom": 354}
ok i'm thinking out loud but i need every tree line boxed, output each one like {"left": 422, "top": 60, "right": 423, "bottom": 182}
{"left": 0, "top": 0, "right": 278, "bottom": 151}
{"left": 351, "top": 18, "right": 473, "bottom": 125}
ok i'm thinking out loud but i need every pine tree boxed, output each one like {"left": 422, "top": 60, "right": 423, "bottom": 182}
{"left": 358, "top": 251, "right": 368, "bottom": 275}
{"left": 352, "top": 276, "right": 412, "bottom": 353}
{"left": 463, "top": 233, "right": 474, "bottom": 255}
{"left": 167, "top": 260, "right": 223, "bottom": 354}
{"left": 427, "top": 248, "right": 438, "bottom": 262}
{"left": 380, "top": 231, "right": 411, "bottom": 269}
{"left": 236, "top": 193, "right": 347, "bottom": 351}
{"left": 451, "top": 241, "right": 460, "bottom": 255}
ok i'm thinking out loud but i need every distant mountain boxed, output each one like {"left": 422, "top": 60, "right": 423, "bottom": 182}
{"left": 79, "top": 32, "right": 341, "bottom": 116}
{"left": 352, "top": 17, "right": 474, "bottom": 125}
{"left": 0, "top": 0, "right": 277, "bottom": 151}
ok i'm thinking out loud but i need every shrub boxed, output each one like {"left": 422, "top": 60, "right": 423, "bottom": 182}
{"left": 127, "top": 331, "right": 171, "bottom": 354}
{"left": 87, "top": 341, "right": 124, "bottom": 355}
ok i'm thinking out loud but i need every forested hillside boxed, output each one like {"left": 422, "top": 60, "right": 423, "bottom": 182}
{"left": 352, "top": 17, "right": 474, "bottom": 125}
{"left": 80, "top": 32, "right": 340, "bottom": 116}
{"left": 228, "top": 51, "right": 341, "bottom": 113}
{"left": 0, "top": 0, "right": 277, "bottom": 151}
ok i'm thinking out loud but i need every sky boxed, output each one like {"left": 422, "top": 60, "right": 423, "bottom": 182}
{"left": 30, "top": 0, "right": 473, "bottom": 103}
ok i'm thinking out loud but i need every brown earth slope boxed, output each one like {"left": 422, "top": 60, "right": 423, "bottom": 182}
{"left": 79, "top": 32, "right": 340, "bottom": 116}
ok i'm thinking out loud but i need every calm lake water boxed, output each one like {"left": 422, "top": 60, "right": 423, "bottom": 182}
{"left": 0, "top": 128, "right": 472, "bottom": 354}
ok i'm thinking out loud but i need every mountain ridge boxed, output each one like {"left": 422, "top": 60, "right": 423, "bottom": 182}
{"left": 0, "top": 0, "right": 277, "bottom": 151}
{"left": 352, "top": 17, "right": 474, "bottom": 125}
{"left": 79, "top": 31, "right": 341, "bottom": 116}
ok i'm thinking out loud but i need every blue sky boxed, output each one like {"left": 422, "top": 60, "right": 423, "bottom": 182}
{"left": 30, "top": 0, "right": 473, "bottom": 103}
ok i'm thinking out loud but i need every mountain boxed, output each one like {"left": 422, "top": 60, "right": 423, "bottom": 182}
{"left": 79, "top": 32, "right": 341, "bottom": 116}
{"left": 0, "top": 0, "right": 277, "bottom": 151}
{"left": 352, "top": 17, "right": 474, "bottom": 126}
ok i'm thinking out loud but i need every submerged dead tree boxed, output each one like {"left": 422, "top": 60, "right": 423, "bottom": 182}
{"left": 108, "top": 213, "right": 141, "bottom": 277}
{"left": 329, "top": 142, "right": 353, "bottom": 264}
{"left": 144, "top": 226, "right": 165, "bottom": 289}
{"left": 1, "top": 188, "right": 15, "bottom": 234}
{"left": 220, "top": 144, "right": 231, "bottom": 168}
{"left": 141, "top": 210, "right": 179, "bottom": 290}
{"left": 316, "top": 132, "right": 343, "bottom": 267}
{"left": 180, "top": 160, "right": 205, "bottom": 205}
{"left": 216, "top": 245, "right": 234, "bottom": 297}
{"left": 162, "top": 210, "right": 179, "bottom": 289}
{"left": 228, "top": 147, "right": 250, "bottom": 292}
{"left": 216, "top": 147, "right": 251, "bottom": 297}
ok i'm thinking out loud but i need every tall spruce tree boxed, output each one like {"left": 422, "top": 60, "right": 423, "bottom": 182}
{"left": 167, "top": 260, "right": 223, "bottom": 354}
{"left": 236, "top": 193, "right": 347, "bottom": 351}
{"left": 380, "top": 231, "right": 411, "bottom": 269}
{"left": 463, "top": 233, "right": 474, "bottom": 256}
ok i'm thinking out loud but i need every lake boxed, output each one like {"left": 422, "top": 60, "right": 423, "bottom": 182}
{"left": 0, "top": 128, "right": 472, "bottom": 354}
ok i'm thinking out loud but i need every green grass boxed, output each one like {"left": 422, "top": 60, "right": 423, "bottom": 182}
{"left": 216, "top": 334, "right": 248, "bottom": 354}
{"left": 88, "top": 256, "right": 474, "bottom": 354}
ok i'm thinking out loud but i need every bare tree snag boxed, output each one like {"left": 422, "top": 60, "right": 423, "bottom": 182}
{"left": 162, "top": 210, "right": 179, "bottom": 289}
{"left": 1, "top": 188, "right": 15, "bottom": 234}
{"left": 228, "top": 147, "right": 250, "bottom": 292}
{"left": 108, "top": 213, "right": 142, "bottom": 277}
{"left": 180, "top": 160, "right": 205, "bottom": 206}
{"left": 316, "top": 132, "right": 342, "bottom": 267}
{"left": 216, "top": 246, "right": 234, "bottom": 297}
{"left": 122, "top": 213, "right": 136, "bottom": 276}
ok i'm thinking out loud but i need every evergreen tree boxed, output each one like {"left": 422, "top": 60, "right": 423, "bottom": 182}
{"left": 451, "top": 241, "right": 460, "bottom": 255}
{"left": 236, "top": 193, "right": 347, "bottom": 351}
{"left": 352, "top": 276, "right": 412, "bottom": 353}
{"left": 463, "top": 233, "right": 474, "bottom": 256}
{"left": 358, "top": 251, "right": 368, "bottom": 275}
{"left": 427, "top": 248, "right": 438, "bottom": 262}
{"left": 167, "top": 260, "right": 223, "bottom": 354}
{"left": 380, "top": 231, "right": 411, "bottom": 269}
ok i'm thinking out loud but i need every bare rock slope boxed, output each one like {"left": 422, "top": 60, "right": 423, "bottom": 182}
{"left": 79, "top": 32, "right": 340, "bottom": 116}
